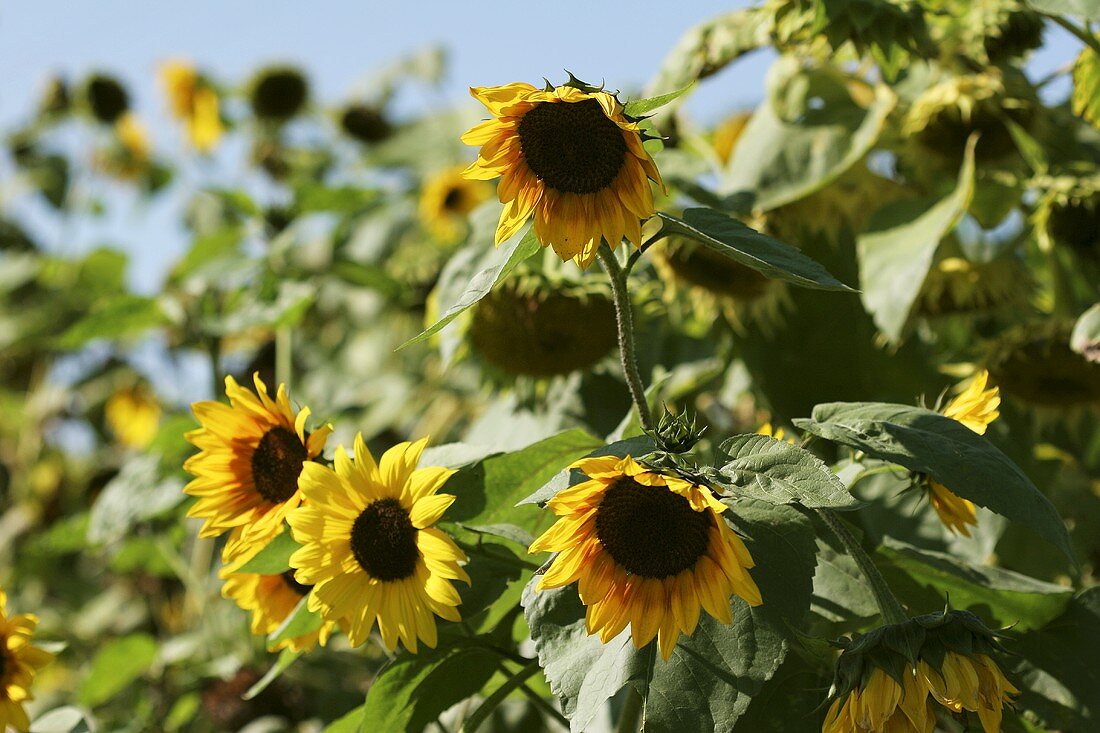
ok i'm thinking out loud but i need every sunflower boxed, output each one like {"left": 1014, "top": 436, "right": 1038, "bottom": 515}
{"left": 159, "top": 60, "right": 223, "bottom": 153}
{"left": 0, "top": 589, "right": 54, "bottom": 733}
{"left": 529, "top": 455, "right": 761, "bottom": 660}
{"left": 184, "top": 374, "right": 332, "bottom": 549}
{"left": 915, "top": 256, "right": 1029, "bottom": 317}
{"left": 419, "top": 167, "right": 490, "bottom": 241}
{"left": 104, "top": 385, "right": 161, "bottom": 449}
{"left": 83, "top": 73, "right": 129, "bottom": 124}
{"left": 924, "top": 370, "right": 1000, "bottom": 536}
{"left": 249, "top": 66, "right": 309, "bottom": 122}
{"left": 461, "top": 80, "right": 664, "bottom": 268}
{"left": 220, "top": 532, "right": 337, "bottom": 652}
{"left": 287, "top": 434, "right": 468, "bottom": 652}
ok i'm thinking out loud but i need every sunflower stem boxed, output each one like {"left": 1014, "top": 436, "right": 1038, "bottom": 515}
{"left": 276, "top": 325, "right": 292, "bottom": 387}
{"left": 814, "top": 508, "right": 908, "bottom": 625}
{"left": 1045, "top": 13, "right": 1100, "bottom": 57}
{"left": 623, "top": 231, "right": 663, "bottom": 277}
{"left": 615, "top": 685, "right": 644, "bottom": 733}
{"left": 597, "top": 245, "right": 655, "bottom": 432}
{"left": 458, "top": 659, "right": 544, "bottom": 733}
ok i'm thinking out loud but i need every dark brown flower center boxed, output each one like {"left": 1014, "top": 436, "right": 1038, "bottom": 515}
{"left": 350, "top": 498, "right": 420, "bottom": 581}
{"left": 594, "top": 476, "right": 712, "bottom": 578}
{"left": 280, "top": 570, "right": 312, "bottom": 596}
{"left": 517, "top": 98, "right": 628, "bottom": 195}
{"left": 0, "top": 648, "right": 6, "bottom": 679}
{"left": 442, "top": 186, "right": 464, "bottom": 211}
{"left": 251, "top": 426, "right": 309, "bottom": 504}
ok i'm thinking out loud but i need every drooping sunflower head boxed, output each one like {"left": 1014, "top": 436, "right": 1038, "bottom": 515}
{"left": 0, "top": 588, "right": 55, "bottom": 733}
{"left": 82, "top": 72, "right": 129, "bottom": 124}
{"left": 249, "top": 66, "right": 310, "bottom": 122}
{"left": 159, "top": 60, "right": 223, "bottom": 153}
{"left": 824, "top": 610, "right": 1017, "bottom": 733}
{"left": 220, "top": 529, "right": 337, "bottom": 652}
{"left": 338, "top": 103, "right": 393, "bottom": 144}
{"left": 184, "top": 374, "right": 332, "bottom": 544}
{"left": 104, "top": 384, "right": 162, "bottom": 450}
{"left": 904, "top": 71, "right": 1035, "bottom": 164}
{"left": 469, "top": 276, "right": 618, "bottom": 378}
{"left": 461, "top": 79, "right": 664, "bottom": 268}
{"left": 925, "top": 0, "right": 1044, "bottom": 65}
{"left": 287, "top": 434, "right": 468, "bottom": 652}
{"left": 1033, "top": 177, "right": 1100, "bottom": 259}
{"left": 986, "top": 324, "right": 1100, "bottom": 407}
{"left": 419, "top": 167, "right": 491, "bottom": 242}
{"left": 529, "top": 455, "right": 761, "bottom": 660}
{"left": 916, "top": 254, "right": 1031, "bottom": 318}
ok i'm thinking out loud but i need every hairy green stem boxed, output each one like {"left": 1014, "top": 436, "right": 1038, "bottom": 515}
{"left": 815, "top": 508, "right": 908, "bottom": 625}
{"left": 597, "top": 245, "right": 655, "bottom": 432}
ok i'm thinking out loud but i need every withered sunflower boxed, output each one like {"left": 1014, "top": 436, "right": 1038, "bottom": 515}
{"left": 287, "top": 434, "right": 468, "bottom": 652}
{"left": 184, "top": 374, "right": 332, "bottom": 549}
{"left": 0, "top": 589, "right": 54, "bottom": 733}
{"left": 529, "top": 455, "right": 761, "bottom": 660}
{"left": 461, "top": 81, "right": 664, "bottom": 268}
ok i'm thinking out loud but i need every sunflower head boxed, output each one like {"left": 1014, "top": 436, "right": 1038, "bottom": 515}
{"left": 1034, "top": 179, "right": 1100, "bottom": 258}
{"left": 469, "top": 276, "right": 617, "bottom": 378}
{"left": 904, "top": 72, "right": 1035, "bottom": 163}
{"left": 529, "top": 454, "right": 761, "bottom": 660}
{"left": 220, "top": 528, "right": 337, "bottom": 652}
{"left": 249, "top": 66, "right": 309, "bottom": 122}
{"left": 986, "top": 324, "right": 1100, "bottom": 407}
{"left": 824, "top": 610, "right": 1017, "bottom": 733}
{"left": 419, "top": 167, "right": 491, "bottom": 242}
{"left": 288, "top": 434, "right": 468, "bottom": 652}
{"left": 0, "top": 588, "right": 55, "bottom": 733}
{"left": 159, "top": 60, "right": 223, "bottom": 153}
{"left": 184, "top": 374, "right": 332, "bottom": 546}
{"left": 658, "top": 237, "right": 772, "bottom": 302}
{"left": 649, "top": 408, "right": 706, "bottom": 457}
{"left": 104, "top": 384, "right": 162, "bottom": 449}
{"left": 338, "top": 103, "right": 393, "bottom": 144}
{"left": 461, "top": 78, "right": 664, "bottom": 268}
{"left": 916, "top": 255, "right": 1031, "bottom": 317}
{"left": 83, "top": 72, "right": 129, "bottom": 124}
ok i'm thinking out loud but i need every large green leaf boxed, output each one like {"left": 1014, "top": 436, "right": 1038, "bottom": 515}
{"left": 709, "top": 433, "right": 862, "bottom": 509}
{"left": 876, "top": 538, "right": 1073, "bottom": 631}
{"left": 857, "top": 139, "right": 976, "bottom": 341}
{"left": 443, "top": 429, "right": 604, "bottom": 535}
{"left": 1026, "top": 0, "right": 1100, "bottom": 19}
{"left": 55, "top": 294, "right": 168, "bottom": 348}
{"left": 523, "top": 500, "right": 816, "bottom": 732}
{"left": 1012, "top": 587, "right": 1100, "bottom": 730}
{"left": 794, "top": 402, "right": 1074, "bottom": 562}
{"left": 358, "top": 638, "right": 501, "bottom": 732}
{"left": 720, "top": 61, "right": 896, "bottom": 211}
{"left": 78, "top": 633, "right": 158, "bottom": 707}
{"left": 399, "top": 203, "right": 540, "bottom": 350}
{"left": 656, "top": 210, "right": 854, "bottom": 291}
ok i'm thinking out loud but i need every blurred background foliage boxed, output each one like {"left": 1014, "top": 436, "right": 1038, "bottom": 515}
{"left": 1, "top": 0, "right": 1099, "bottom": 731}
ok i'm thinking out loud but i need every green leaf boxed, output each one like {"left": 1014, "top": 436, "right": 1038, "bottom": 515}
{"left": 267, "top": 596, "right": 323, "bottom": 650}
{"left": 358, "top": 638, "right": 500, "bottom": 731}
{"left": 794, "top": 402, "right": 1075, "bottom": 562}
{"left": 523, "top": 500, "right": 816, "bottom": 732}
{"left": 720, "top": 64, "right": 896, "bottom": 210}
{"left": 1070, "top": 302, "right": 1100, "bottom": 363}
{"left": 1012, "top": 587, "right": 1100, "bottom": 730}
{"left": 86, "top": 455, "right": 184, "bottom": 545}
{"left": 876, "top": 539, "right": 1073, "bottom": 631}
{"left": 518, "top": 435, "right": 654, "bottom": 508}
{"left": 656, "top": 209, "right": 854, "bottom": 291}
{"left": 623, "top": 83, "right": 695, "bottom": 117}
{"left": 232, "top": 529, "right": 301, "bottom": 575}
{"left": 78, "top": 633, "right": 158, "bottom": 707}
{"left": 710, "top": 433, "right": 862, "bottom": 509}
{"left": 444, "top": 429, "right": 604, "bottom": 535}
{"left": 857, "top": 138, "right": 976, "bottom": 341}
{"left": 398, "top": 203, "right": 540, "bottom": 350}
{"left": 244, "top": 648, "right": 301, "bottom": 700}
{"left": 29, "top": 707, "right": 95, "bottom": 733}
{"left": 323, "top": 703, "right": 367, "bottom": 733}
{"left": 55, "top": 294, "right": 168, "bottom": 348}
{"left": 1025, "top": 0, "right": 1100, "bottom": 19}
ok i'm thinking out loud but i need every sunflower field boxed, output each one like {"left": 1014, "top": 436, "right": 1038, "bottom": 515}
{"left": 3, "top": 1, "right": 1100, "bottom": 731}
